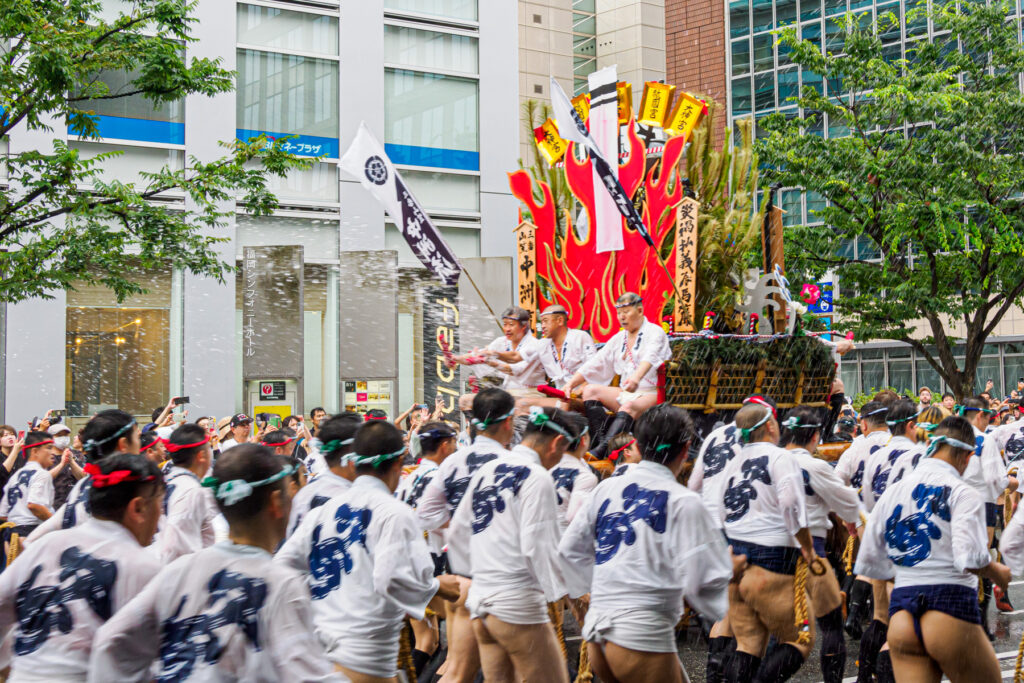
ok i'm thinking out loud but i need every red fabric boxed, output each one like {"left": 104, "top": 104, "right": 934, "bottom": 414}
{"left": 537, "top": 385, "right": 567, "bottom": 400}
{"left": 165, "top": 435, "right": 211, "bottom": 453}
{"left": 83, "top": 462, "right": 149, "bottom": 488}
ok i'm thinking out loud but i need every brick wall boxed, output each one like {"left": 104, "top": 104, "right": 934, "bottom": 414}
{"left": 665, "top": 0, "right": 727, "bottom": 146}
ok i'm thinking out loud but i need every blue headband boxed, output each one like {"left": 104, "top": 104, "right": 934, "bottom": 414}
{"left": 83, "top": 420, "right": 136, "bottom": 454}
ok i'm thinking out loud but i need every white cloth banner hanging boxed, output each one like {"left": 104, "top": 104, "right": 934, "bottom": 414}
{"left": 550, "top": 77, "right": 654, "bottom": 249}
{"left": 339, "top": 122, "right": 462, "bottom": 285}
{"left": 588, "top": 66, "right": 624, "bottom": 253}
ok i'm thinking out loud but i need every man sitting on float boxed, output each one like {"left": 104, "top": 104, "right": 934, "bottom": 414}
{"left": 453, "top": 306, "right": 546, "bottom": 409}
{"left": 563, "top": 292, "right": 672, "bottom": 458}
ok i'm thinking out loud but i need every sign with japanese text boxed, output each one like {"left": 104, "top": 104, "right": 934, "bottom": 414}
{"left": 673, "top": 197, "right": 699, "bottom": 332}
{"left": 242, "top": 246, "right": 304, "bottom": 380}
{"left": 423, "top": 285, "right": 461, "bottom": 420}
{"left": 516, "top": 222, "right": 537, "bottom": 325}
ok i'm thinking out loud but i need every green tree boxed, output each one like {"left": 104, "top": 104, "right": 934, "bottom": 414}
{"left": 0, "top": 0, "right": 308, "bottom": 303}
{"left": 757, "top": 0, "right": 1024, "bottom": 399}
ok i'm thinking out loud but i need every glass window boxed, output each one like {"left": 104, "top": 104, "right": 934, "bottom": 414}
{"left": 384, "top": 0, "right": 477, "bottom": 21}
{"left": 777, "top": 0, "right": 797, "bottom": 25}
{"left": 916, "top": 360, "right": 943, "bottom": 394}
{"left": 72, "top": 69, "right": 184, "bottom": 144}
{"left": 573, "top": 0, "right": 596, "bottom": 11}
{"left": 825, "top": 0, "right": 846, "bottom": 16}
{"left": 887, "top": 345, "right": 911, "bottom": 358}
{"left": 836, "top": 237, "right": 856, "bottom": 258}
{"left": 889, "top": 360, "right": 912, "bottom": 393}
{"left": 778, "top": 68, "right": 798, "bottom": 104}
{"left": 732, "top": 39, "right": 751, "bottom": 76}
{"left": 857, "top": 236, "right": 880, "bottom": 259}
{"left": 255, "top": 161, "right": 340, "bottom": 203}
{"left": 806, "top": 191, "right": 826, "bottom": 219}
{"left": 385, "top": 223, "right": 480, "bottom": 262}
{"left": 236, "top": 215, "right": 340, "bottom": 259}
{"left": 237, "top": 4, "right": 339, "bottom": 56}
{"left": 877, "top": 2, "right": 901, "bottom": 42}
{"left": 384, "top": 25, "right": 478, "bottom": 75}
{"left": 731, "top": 77, "right": 752, "bottom": 115}
{"left": 801, "top": 0, "right": 822, "bottom": 21}
{"left": 802, "top": 69, "right": 823, "bottom": 96}
{"left": 730, "top": 0, "right": 750, "bottom": 38}
{"left": 401, "top": 170, "right": 480, "bottom": 213}
{"left": 574, "top": 35, "right": 597, "bottom": 59}
{"left": 66, "top": 268, "right": 171, "bottom": 418}
{"left": 384, "top": 68, "right": 479, "bottom": 170}
{"left": 752, "top": 0, "right": 774, "bottom": 33}
{"left": 841, "top": 362, "right": 860, "bottom": 397}
{"left": 1003, "top": 356, "right": 1024, "bottom": 396}
{"left": 906, "top": 0, "right": 928, "bottom": 37}
{"left": 237, "top": 50, "right": 340, "bottom": 157}
{"left": 753, "top": 33, "right": 774, "bottom": 71}
{"left": 975, "top": 356, "right": 1003, "bottom": 397}
{"left": 755, "top": 72, "right": 775, "bottom": 110}
{"left": 781, "top": 189, "right": 801, "bottom": 226}
{"left": 801, "top": 21, "right": 822, "bottom": 51}
{"left": 825, "top": 16, "right": 845, "bottom": 52}
{"left": 68, "top": 141, "right": 184, "bottom": 188}
{"left": 573, "top": 12, "right": 597, "bottom": 34}
{"left": 862, "top": 361, "right": 885, "bottom": 393}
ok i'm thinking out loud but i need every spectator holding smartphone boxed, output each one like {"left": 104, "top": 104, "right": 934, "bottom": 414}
{"left": 0, "top": 425, "right": 24, "bottom": 488}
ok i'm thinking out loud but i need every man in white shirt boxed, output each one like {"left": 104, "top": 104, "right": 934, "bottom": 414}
{"left": 415, "top": 388, "right": 515, "bottom": 683}
{"left": 287, "top": 413, "right": 361, "bottom": 537}
{"left": 446, "top": 406, "right": 575, "bottom": 683}
{"left": 564, "top": 292, "right": 672, "bottom": 458}
{"left": 0, "top": 431, "right": 58, "bottom": 541}
{"left": 161, "top": 423, "right": 220, "bottom": 561}
{"left": 90, "top": 445, "right": 344, "bottom": 682}
{"left": 219, "top": 414, "right": 254, "bottom": 452}
{"left": 0, "top": 454, "right": 163, "bottom": 682}
{"left": 719, "top": 401, "right": 819, "bottom": 683}
{"left": 457, "top": 306, "right": 546, "bottom": 396}
{"left": 277, "top": 422, "right": 460, "bottom": 680}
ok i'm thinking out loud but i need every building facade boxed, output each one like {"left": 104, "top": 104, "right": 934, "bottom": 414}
{"left": 666, "top": 0, "right": 1024, "bottom": 399}
{"left": 0, "top": 0, "right": 520, "bottom": 427}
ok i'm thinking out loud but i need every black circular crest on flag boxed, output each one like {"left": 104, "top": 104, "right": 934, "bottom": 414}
{"left": 365, "top": 156, "right": 388, "bottom": 185}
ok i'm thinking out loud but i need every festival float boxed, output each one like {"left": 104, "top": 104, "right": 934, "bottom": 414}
{"left": 510, "top": 80, "right": 837, "bottom": 421}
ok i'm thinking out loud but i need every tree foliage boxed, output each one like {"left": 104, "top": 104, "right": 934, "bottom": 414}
{"left": 757, "top": 0, "right": 1024, "bottom": 398}
{"left": 0, "top": 0, "right": 309, "bottom": 303}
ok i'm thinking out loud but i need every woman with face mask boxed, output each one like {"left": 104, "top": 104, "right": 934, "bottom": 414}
{"left": 48, "top": 424, "right": 87, "bottom": 510}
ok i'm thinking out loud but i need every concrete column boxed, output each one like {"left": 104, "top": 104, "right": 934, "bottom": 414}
{"left": 180, "top": 0, "right": 238, "bottom": 418}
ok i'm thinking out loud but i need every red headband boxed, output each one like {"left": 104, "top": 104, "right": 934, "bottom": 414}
{"left": 365, "top": 415, "right": 387, "bottom": 422}
{"left": 84, "top": 462, "right": 155, "bottom": 488}
{"left": 140, "top": 438, "right": 163, "bottom": 452}
{"left": 261, "top": 436, "right": 295, "bottom": 448}
{"left": 609, "top": 439, "right": 636, "bottom": 462}
{"left": 26, "top": 439, "right": 54, "bottom": 450}
{"left": 744, "top": 396, "right": 777, "bottom": 419}
{"left": 164, "top": 435, "right": 211, "bottom": 453}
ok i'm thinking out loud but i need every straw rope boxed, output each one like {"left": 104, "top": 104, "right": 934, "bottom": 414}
{"left": 548, "top": 601, "right": 568, "bottom": 660}
{"left": 1015, "top": 623, "right": 1024, "bottom": 683}
{"left": 397, "top": 618, "right": 415, "bottom": 681}
{"left": 575, "top": 641, "right": 594, "bottom": 683}
{"left": 795, "top": 557, "right": 825, "bottom": 645}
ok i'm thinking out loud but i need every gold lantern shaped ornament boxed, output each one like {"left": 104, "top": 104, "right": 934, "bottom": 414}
{"left": 571, "top": 93, "right": 591, "bottom": 125}
{"left": 638, "top": 81, "right": 676, "bottom": 128}
{"left": 616, "top": 82, "right": 633, "bottom": 125}
{"left": 664, "top": 91, "right": 708, "bottom": 141}
{"left": 533, "top": 118, "right": 569, "bottom": 165}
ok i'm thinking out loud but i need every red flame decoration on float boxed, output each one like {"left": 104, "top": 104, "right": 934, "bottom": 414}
{"left": 509, "top": 119, "right": 686, "bottom": 342}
